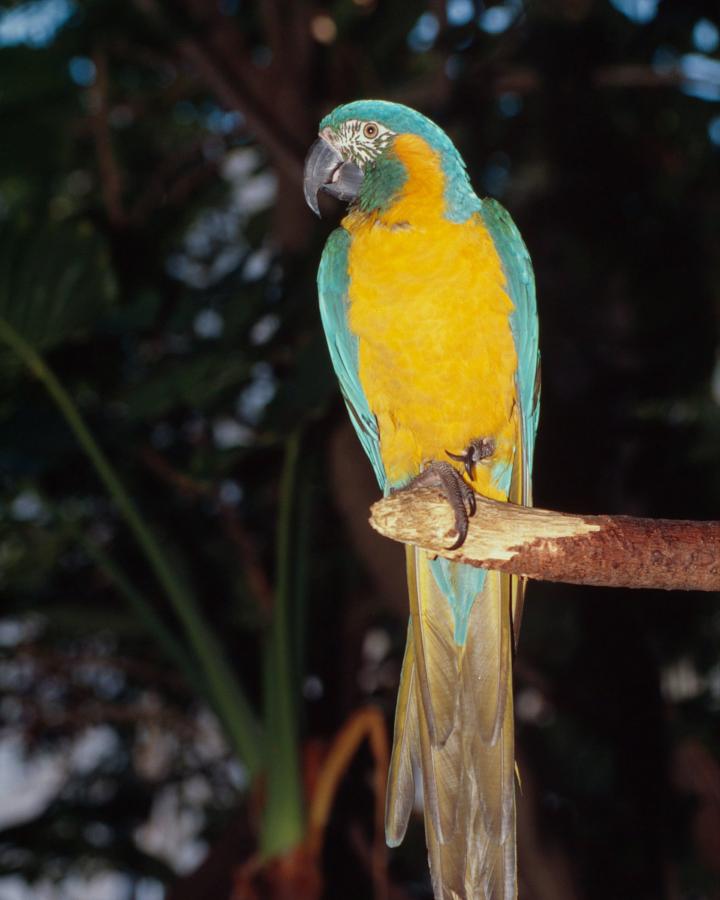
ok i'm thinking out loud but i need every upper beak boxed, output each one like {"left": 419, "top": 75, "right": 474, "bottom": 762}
{"left": 303, "top": 136, "right": 364, "bottom": 217}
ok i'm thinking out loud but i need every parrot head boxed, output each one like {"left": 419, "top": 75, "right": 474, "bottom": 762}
{"left": 303, "top": 100, "right": 473, "bottom": 218}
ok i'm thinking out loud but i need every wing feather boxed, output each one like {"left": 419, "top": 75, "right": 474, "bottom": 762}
{"left": 317, "top": 228, "right": 386, "bottom": 488}
{"left": 480, "top": 198, "right": 540, "bottom": 647}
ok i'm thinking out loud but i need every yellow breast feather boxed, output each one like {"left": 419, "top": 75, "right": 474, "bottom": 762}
{"left": 343, "top": 135, "right": 518, "bottom": 500}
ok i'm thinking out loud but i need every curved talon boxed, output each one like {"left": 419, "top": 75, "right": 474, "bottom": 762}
{"left": 447, "top": 510, "right": 468, "bottom": 550}
{"left": 445, "top": 448, "right": 474, "bottom": 480}
{"left": 445, "top": 437, "right": 495, "bottom": 481}
{"left": 400, "top": 459, "right": 476, "bottom": 550}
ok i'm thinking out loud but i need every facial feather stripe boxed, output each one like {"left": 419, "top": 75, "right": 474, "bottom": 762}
{"left": 327, "top": 119, "right": 395, "bottom": 168}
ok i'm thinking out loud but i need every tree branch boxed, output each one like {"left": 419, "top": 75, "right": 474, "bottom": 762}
{"left": 369, "top": 488, "right": 720, "bottom": 592}
{"left": 89, "top": 48, "right": 126, "bottom": 227}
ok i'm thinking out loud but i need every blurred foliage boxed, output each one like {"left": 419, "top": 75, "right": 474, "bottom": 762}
{"left": 0, "top": 0, "right": 718, "bottom": 898}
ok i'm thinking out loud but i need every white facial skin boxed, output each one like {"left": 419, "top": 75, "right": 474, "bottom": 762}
{"left": 321, "top": 119, "right": 395, "bottom": 170}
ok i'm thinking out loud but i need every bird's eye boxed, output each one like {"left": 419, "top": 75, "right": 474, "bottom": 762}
{"left": 363, "top": 122, "right": 379, "bottom": 139}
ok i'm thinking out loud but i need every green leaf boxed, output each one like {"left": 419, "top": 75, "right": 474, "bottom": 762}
{"left": 0, "top": 220, "right": 117, "bottom": 360}
{"left": 260, "top": 432, "right": 305, "bottom": 856}
{"left": 0, "top": 318, "right": 263, "bottom": 776}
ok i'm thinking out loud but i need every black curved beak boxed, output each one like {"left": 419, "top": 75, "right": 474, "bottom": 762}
{"left": 303, "top": 136, "right": 364, "bottom": 217}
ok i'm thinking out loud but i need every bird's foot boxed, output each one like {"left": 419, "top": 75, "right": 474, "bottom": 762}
{"left": 400, "top": 461, "right": 476, "bottom": 550}
{"left": 445, "top": 437, "right": 495, "bottom": 481}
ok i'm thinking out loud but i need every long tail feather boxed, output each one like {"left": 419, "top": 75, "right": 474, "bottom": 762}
{"left": 385, "top": 622, "right": 419, "bottom": 847}
{"left": 386, "top": 550, "right": 517, "bottom": 900}
{"left": 409, "top": 548, "right": 459, "bottom": 747}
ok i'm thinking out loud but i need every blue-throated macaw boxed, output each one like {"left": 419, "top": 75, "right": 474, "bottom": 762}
{"left": 304, "top": 100, "right": 540, "bottom": 900}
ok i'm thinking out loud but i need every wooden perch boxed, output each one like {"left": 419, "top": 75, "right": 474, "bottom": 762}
{"left": 369, "top": 488, "right": 720, "bottom": 592}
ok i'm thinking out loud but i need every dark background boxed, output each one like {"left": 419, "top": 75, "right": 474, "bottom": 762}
{"left": 0, "top": 0, "right": 719, "bottom": 898}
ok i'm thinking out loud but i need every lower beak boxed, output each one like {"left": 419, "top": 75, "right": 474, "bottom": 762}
{"left": 303, "top": 137, "right": 364, "bottom": 217}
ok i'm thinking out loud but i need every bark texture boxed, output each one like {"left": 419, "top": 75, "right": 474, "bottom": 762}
{"left": 369, "top": 488, "right": 720, "bottom": 592}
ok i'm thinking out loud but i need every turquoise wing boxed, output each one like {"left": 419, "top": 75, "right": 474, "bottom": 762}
{"left": 479, "top": 197, "right": 540, "bottom": 500}
{"left": 479, "top": 197, "right": 540, "bottom": 642}
{"left": 317, "top": 228, "right": 386, "bottom": 489}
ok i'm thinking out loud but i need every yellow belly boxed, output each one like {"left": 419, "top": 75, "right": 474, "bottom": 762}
{"left": 345, "top": 211, "right": 518, "bottom": 500}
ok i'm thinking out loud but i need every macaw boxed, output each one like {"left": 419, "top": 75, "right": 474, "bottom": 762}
{"left": 303, "top": 100, "right": 539, "bottom": 900}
